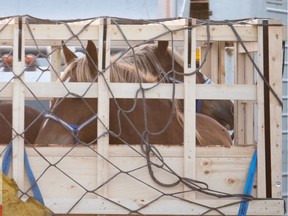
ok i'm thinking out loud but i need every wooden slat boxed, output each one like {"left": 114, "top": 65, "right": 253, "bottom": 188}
{"left": 97, "top": 18, "right": 110, "bottom": 197}
{"left": 244, "top": 53, "right": 255, "bottom": 144}
{"left": 268, "top": 20, "right": 283, "bottom": 198}
{"left": 21, "top": 22, "right": 259, "bottom": 46}
{"left": 0, "top": 145, "right": 255, "bottom": 158}
{"left": 218, "top": 42, "right": 226, "bottom": 84}
{"left": 50, "top": 46, "right": 62, "bottom": 82}
{"left": 183, "top": 19, "right": 197, "bottom": 200}
{"left": 24, "top": 19, "right": 101, "bottom": 46}
{"left": 210, "top": 42, "right": 219, "bottom": 82}
{"left": 196, "top": 25, "right": 258, "bottom": 42}
{"left": 110, "top": 24, "right": 258, "bottom": 42}
{"left": 0, "top": 23, "right": 14, "bottom": 46}
{"left": 43, "top": 198, "right": 284, "bottom": 215}
{"left": 1, "top": 145, "right": 255, "bottom": 158}
{"left": 0, "top": 82, "right": 258, "bottom": 100}
{"left": 11, "top": 17, "right": 25, "bottom": 191}
{"left": 256, "top": 20, "right": 267, "bottom": 198}
{"left": 234, "top": 48, "right": 245, "bottom": 145}
{"left": 234, "top": 48, "right": 255, "bottom": 145}
{"left": 238, "top": 42, "right": 258, "bottom": 53}
{"left": 200, "top": 45, "right": 211, "bottom": 77}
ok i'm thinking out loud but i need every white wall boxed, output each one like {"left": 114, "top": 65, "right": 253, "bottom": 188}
{"left": 0, "top": 0, "right": 159, "bottom": 19}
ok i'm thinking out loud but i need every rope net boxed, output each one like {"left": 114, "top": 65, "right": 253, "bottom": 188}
{"left": 0, "top": 15, "right": 284, "bottom": 215}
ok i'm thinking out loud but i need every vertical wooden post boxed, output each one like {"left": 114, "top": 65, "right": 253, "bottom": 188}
{"left": 200, "top": 43, "right": 211, "bottom": 77}
{"left": 234, "top": 45, "right": 255, "bottom": 145}
{"left": 97, "top": 18, "right": 110, "bottom": 198}
{"left": 183, "top": 18, "right": 196, "bottom": 200}
{"left": 50, "top": 46, "right": 62, "bottom": 82}
{"left": 201, "top": 41, "right": 224, "bottom": 83}
{"left": 244, "top": 53, "right": 255, "bottom": 144}
{"left": 256, "top": 20, "right": 267, "bottom": 198}
{"left": 210, "top": 42, "right": 219, "bottom": 83}
{"left": 267, "top": 20, "right": 283, "bottom": 198}
{"left": 234, "top": 44, "right": 245, "bottom": 145}
{"left": 218, "top": 42, "right": 226, "bottom": 84}
{"left": 12, "top": 16, "right": 25, "bottom": 191}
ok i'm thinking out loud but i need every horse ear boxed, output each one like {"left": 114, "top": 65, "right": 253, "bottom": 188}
{"left": 62, "top": 41, "right": 77, "bottom": 64}
{"left": 86, "top": 40, "right": 98, "bottom": 72}
{"left": 158, "top": 41, "right": 169, "bottom": 53}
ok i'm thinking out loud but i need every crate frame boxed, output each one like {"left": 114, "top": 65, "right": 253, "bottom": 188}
{"left": 0, "top": 16, "right": 284, "bottom": 215}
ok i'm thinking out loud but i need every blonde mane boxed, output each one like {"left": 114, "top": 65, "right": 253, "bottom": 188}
{"left": 61, "top": 57, "right": 96, "bottom": 82}
{"left": 113, "top": 43, "right": 184, "bottom": 81}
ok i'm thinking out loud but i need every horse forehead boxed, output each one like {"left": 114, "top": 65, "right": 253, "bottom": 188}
{"left": 161, "top": 48, "right": 183, "bottom": 68}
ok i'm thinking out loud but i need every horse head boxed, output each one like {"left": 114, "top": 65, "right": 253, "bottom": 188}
{"left": 35, "top": 41, "right": 99, "bottom": 145}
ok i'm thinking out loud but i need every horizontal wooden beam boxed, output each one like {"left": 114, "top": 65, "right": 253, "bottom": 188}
{"left": 0, "top": 25, "right": 14, "bottom": 46}
{"left": 2, "top": 20, "right": 287, "bottom": 46}
{"left": 43, "top": 198, "right": 284, "bottom": 215}
{"left": 22, "top": 145, "right": 256, "bottom": 158}
{"left": 0, "top": 23, "right": 257, "bottom": 46}
{"left": 0, "top": 82, "right": 257, "bottom": 100}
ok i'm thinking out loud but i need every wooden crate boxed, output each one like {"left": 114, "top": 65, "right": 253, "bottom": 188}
{"left": 0, "top": 16, "right": 284, "bottom": 215}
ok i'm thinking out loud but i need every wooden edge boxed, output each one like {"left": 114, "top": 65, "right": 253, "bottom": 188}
{"left": 1, "top": 145, "right": 256, "bottom": 158}
{"left": 0, "top": 82, "right": 258, "bottom": 100}
{"left": 43, "top": 198, "right": 285, "bottom": 215}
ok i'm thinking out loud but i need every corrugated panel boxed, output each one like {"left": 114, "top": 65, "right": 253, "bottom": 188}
{"left": 266, "top": 0, "right": 288, "bottom": 17}
{"left": 266, "top": 0, "right": 288, "bottom": 26}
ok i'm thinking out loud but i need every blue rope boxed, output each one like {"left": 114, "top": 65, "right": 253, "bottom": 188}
{"left": 2, "top": 143, "right": 44, "bottom": 204}
{"left": 238, "top": 148, "right": 257, "bottom": 216}
{"left": 69, "top": 123, "right": 80, "bottom": 144}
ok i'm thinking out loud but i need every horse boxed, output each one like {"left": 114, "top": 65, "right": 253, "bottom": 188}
{"left": 35, "top": 41, "right": 231, "bottom": 146}
{"left": 0, "top": 102, "right": 45, "bottom": 144}
{"left": 34, "top": 40, "right": 232, "bottom": 148}
{"left": 113, "top": 41, "right": 234, "bottom": 130}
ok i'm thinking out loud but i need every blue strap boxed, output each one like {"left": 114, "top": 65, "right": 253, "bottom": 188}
{"left": 2, "top": 143, "right": 44, "bottom": 204}
{"left": 238, "top": 149, "right": 257, "bottom": 216}
{"left": 24, "top": 147, "right": 44, "bottom": 204}
{"left": 196, "top": 100, "right": 202, "bottom": 113}
{"left": 2, "top": 143, "right": 12, "bottom": 175}
{"left": 69, "top": 123, "right": 80, "bottom": 144}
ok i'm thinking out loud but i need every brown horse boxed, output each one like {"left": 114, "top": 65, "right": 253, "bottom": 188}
{"left": 0, "top": 102, "right": 44, "bottom": 144}
{"left": 113, "top": 41, "right": 234, "bottom": 130}
{"left": 34, "top": 40, "right": 231, "bottom": 147}
{"left": 196, "top": 113, "right": 232, "bottom": 146}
